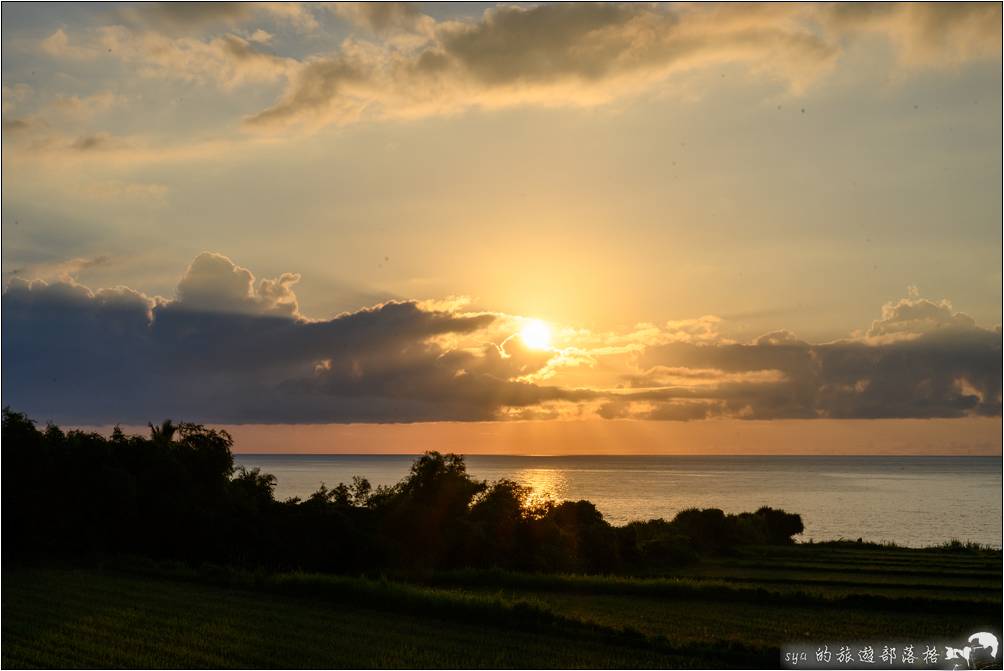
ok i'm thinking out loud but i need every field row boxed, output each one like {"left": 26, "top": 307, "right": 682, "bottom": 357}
{"left": 2, "top": 567, "right": 768, "bottom": 669}
{"left": 4, "top": 551, "right": 1000, "bottom": 669}
{"left": 698, "top": 558, "right": 1001, "bottom": 580}
{"left": 416, "top": 568, "right": 1001, "bottom": 613}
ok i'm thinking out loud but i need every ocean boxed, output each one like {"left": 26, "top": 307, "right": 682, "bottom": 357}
{"left": 233, "top": 455, "right": 1003, "bottom": 548}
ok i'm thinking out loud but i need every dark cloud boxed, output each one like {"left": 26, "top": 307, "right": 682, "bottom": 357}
{"left": 431, "top": 3, "right": 642, "bottom": 86}
{"left": 2, "top": 254, "right": 999, "bottom": 424}
{"left": 2, "top": 118, "right": 33, "bottom": 134}
{"left": 1, "top": 253, "right": 591, "bottom": 424}
{"left": 70, "top": 133, "right": 115, "bottom": 151}
{"left": 134, "top": 2, "right": 254, "bottom": 29}
{"left": 333, "top": 3, "right": 425, "bottom": 35}
{"left": 632, "top": 298, "right": 1002, "bottom": 420}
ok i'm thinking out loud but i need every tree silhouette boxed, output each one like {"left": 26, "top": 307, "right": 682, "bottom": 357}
{"left": 3, "top": 408, "right": 809, "bottom": 574}
{"left": 148, "top": 419, "right": 177, "bottom": 445}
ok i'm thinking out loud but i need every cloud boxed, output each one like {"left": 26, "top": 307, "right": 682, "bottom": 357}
{"left": 70, "top": 133, "right": 120, "bottom": 152}
{"left": 126, "top": 2, "right": 255, "bottom": 30}
{"left": 38, "top": 25, "right": 294, "bottom": 90}
{"left": 332, "top": 3, "right": 431, "bottom": 36}
{"left": 23, "top": 3, "right": 1002, "bottom": 143}
{"left": 257, "top": 2, "right": 319, "bottom": 33}
{"left": 2, "top": 257, "right": 1000, "bottom": 425}
{"left": 1, "top": 116, "right": 44, "bottom": 135}
{"left": 1, "top": 252, "right": 595, "bottom": 424}
{"left": 118, "top": 2, "right": 319, "bottom": 33}
{"left": 248, "top": 29, "right": 273, "bottom": 45}
{"left": 175, "top": 251, "right": 302, "bottom": 317}
{"left": 2, "top": 83, "right": 33, "bottom": 114}
{"left": 866, "top": 292, "right": 978, "bottom": 340}
{"left": 248, "top": 2, "right": 1001, "bottom": 131}
{"left": 40, "top": 28, "right": 101, "bottom": 60}
{"left": 96, "top": 27, "right": 295, "bottom": 89}
{"left": 629, "top": 293, "right": 1001, "bottom": 420}
{"left": 51, "top": 91, "right": 128, "bottom": 119}
{"left": 824, "top": 2, "right": 1002, "bottom": 67}
{"left": 623, "top": 366, "right": 788, "bottom": 388}
{"left": 4, "top": 256, "right": 112, "bottom": 283}
{"left": 248, "top": 3, "right": 840, "bottom": 129}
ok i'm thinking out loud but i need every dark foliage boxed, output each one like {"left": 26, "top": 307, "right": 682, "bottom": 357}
{"left": 2, "top": 409, "right": 804, "bottom": 573}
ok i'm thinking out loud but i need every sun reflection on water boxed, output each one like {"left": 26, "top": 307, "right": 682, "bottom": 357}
{"left": 512, "top": 468, "right": 569, "bottom": 505}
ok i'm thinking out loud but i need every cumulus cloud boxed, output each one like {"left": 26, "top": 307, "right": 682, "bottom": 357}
{"left": 1, "top": 252, "right": 596, "bottom": 424}
{"left": 175, "top": 252, "right": 302, "bottom": 317}
{"left": 628, "top": 293, "right": 1001, "bottom": 420}
{"left": 1, "top": 256, "right": 1000, "bottom": 425}
{"left": 866, "top": 291, "right": 978, "bottom": 340}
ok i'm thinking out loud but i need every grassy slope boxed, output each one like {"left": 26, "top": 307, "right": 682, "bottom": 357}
{"left": 677, "top": 543, "right": 1001, "bottom": 600}
{"left": 3, "top": 568, "right": 698, "bottom": 669}
{"left": 453, "top": 589, "right": 991, "bottom": 648}
{"left": 419, "top": 543, "right": 1000, "bottom": 651}
{"left": 3, "top": 543, "right": 1000, "bottom": 669}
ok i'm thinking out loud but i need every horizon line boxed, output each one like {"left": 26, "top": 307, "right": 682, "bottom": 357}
{"left": 232, "top": 452, "right": 1003, "bottom": 458}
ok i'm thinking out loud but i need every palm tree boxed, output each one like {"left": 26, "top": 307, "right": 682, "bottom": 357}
{"left": 148, "top": 419, "right": 177, "bottom": 445}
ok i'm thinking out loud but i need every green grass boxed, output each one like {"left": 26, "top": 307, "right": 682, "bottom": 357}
{"left": 2, "top": 567, "right": 768, "bottom": 669}
{"left": 455, "top": 589, "right": 990, "bottom": 647}
{"left": 417, "top": 568, "right": 1000, "bottom": 612}
{"left": 3, "top": 543, "right": 1000, "bottom": 669}
{"left": 676, "top": 544, "right": 1001, "bottom": 601}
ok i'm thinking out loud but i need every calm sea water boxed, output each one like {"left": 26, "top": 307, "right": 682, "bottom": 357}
{"left": 233, "top": 455, "right": 1003, "bottom": 548}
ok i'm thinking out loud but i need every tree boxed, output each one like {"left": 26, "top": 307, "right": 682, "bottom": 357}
{"left": 148, "top": 420, "right": 177, "bottom": 445}
{"left": 755, "top": 506, "right": 804, "bottom": 544}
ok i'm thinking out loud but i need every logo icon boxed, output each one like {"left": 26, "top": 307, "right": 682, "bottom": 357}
{"left": 945, "top": 632, "right": 999, "bottom": 670}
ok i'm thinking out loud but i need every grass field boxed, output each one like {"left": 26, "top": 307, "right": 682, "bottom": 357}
{"left": 3, "top": 543, "right": 1000, "bottom": 669}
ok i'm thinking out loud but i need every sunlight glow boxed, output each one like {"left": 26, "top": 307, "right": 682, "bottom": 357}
{"left": 520, "top": 320, "right": 553, "bottom": 350}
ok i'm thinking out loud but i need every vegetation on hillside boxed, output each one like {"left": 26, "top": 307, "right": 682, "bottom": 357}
{"left": 5, "top": 547, "right": 999, "bottom": 669}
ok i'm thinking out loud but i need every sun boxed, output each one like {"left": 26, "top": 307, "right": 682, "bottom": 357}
{"left": 520, "top": 319, "right": 553, "bottom": 350}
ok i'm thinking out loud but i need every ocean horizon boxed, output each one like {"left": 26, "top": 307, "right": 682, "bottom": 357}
{"left": 234, "top": 454, "right": 1003, "bottom": 549}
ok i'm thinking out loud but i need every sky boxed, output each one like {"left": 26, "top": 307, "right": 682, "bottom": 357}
{"left": 2, "top": 2, "right": 1002, "bottom": 454}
